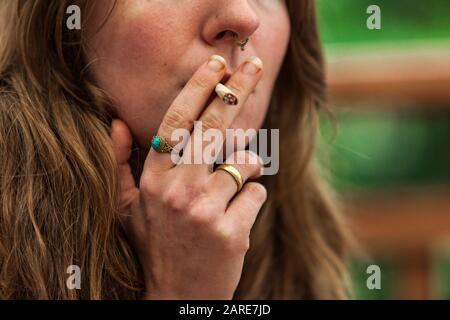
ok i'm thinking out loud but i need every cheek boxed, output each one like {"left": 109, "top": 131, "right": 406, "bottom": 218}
{"left": 256, "top": 12, "right": 290, "bottom": 82}
{"left": 231, "top": 93, "right": 270, "bottom": 131}
{"left": 232, "top": 11, "right": 290, "bottom": 131}
{"left": 107, "top": 1, "right": 191, "bottom": 67}
{"left": 112, "top": 13, "right": 185, "bottom": 74}
{"left": 99, "top": 11, "right": 180, "bottom": 85}
{"left": 86, "top": 5, "right": 192, "bottom": 146}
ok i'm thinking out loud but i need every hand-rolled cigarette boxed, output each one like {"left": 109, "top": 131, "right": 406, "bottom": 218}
{"left": 215, "top": 83, "right": 239, "bottom": 106}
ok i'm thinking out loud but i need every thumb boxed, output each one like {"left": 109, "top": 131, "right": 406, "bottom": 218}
{"left": 110, "top": 119, "right": 138, "bottom": 211}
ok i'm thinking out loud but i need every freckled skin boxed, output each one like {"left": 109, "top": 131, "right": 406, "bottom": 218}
{"left": 85, "top": 0, "right": 290, "bottom": 148}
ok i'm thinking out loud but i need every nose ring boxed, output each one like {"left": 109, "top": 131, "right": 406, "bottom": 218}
{"left": 233, "top": 33, "right": 249, "bottom": 51}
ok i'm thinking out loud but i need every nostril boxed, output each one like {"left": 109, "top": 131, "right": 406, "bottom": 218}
{"left": 216, "top": 30, "right": 237, "bottom": 42}
{"left": 216, "top": 31, "right": 227, "bottom": 40}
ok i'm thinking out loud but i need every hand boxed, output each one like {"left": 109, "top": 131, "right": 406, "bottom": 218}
{"left": 110, "top": 55, "right": 267, "bottom": 300}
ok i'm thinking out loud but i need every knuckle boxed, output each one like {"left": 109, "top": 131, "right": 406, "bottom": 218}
{"left": 162, "top": 108, "right": 192, "bottom": 133}
{"left": 201, "top": 112, "right": 224, "bottom": 131}
{"left": 233, "top": 150, "right": 248, "bottom": 164}
{"left": 188, "top": 210, "right": 215, "bottom": 228}
{"left": 242, "top": 163, "right": 261, "bottom": 179}
{"left": 183, "top": 196, "right": 221, "bottom": 228}
{"left": 191, "top": 200, "right": 220, "bottom": 217}
{"left": 162, "top": 185, "right": 190, "bottom": 213}
{"left": 213, "top": 224, "right": 249, "bottom": 254}
{"left": 187, "top": 76, "right": 210, "bottom": 91}
{"left": 236, "top": 238, "right": 250, "bottom": 253}
{"left": 163, "top": 183, "right": 208, "bottom": 214}
{"left": 246, "top": 183, "right": 267, "bottom": 203}
{"left": 213, "top": 224, "right": 232, "bottom": 243}
{"left": 245, "top": 150, "right": 263, "bottom": 166}
{"left": 230, "top": 150, "right": 259, "bottom": 167}
{"left": 226, "top": 241, "right": 249, "bottom": 255}
{"left": 140, "top": 176, "right": 157, "bottom": 198}
{"left": 226, "top": 81, "right": 245, "bottom": 96}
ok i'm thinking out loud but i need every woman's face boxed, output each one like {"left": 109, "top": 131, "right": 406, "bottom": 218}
{"left": 85, "top": 0, "right": 290, "bottom": 148}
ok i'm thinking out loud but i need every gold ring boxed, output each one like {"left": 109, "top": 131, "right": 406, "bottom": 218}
{"left": 216, "top": 164, "right": 244, "bottom": 192}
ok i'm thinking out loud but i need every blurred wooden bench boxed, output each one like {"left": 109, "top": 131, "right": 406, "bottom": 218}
{"left": 346, "top": 188, "right": 450, "bottom": 299}
{"left": 326, "top": 43, "right": 450, "bottom": 299}
{"left": 327, "top": 44, "right": 450, "bottom": 107}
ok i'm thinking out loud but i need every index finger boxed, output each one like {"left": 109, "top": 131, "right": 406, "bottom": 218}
{"left": 145, "top": 55, "right": 228, "bottom": 172}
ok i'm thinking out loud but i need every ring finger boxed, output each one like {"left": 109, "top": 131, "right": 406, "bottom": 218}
{"left": 207, "top": 150, "right": 263, "bottom": 206}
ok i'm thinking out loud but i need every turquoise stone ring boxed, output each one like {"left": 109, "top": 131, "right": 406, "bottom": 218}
{"left": 151, "top": 136, "right": 161, "bottom": 149}
{"left": 151, "top": 136, "right": 174, "bottom": 153}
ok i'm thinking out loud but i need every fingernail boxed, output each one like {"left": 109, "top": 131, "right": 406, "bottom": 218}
{"left": 208, "top": 55, "right": 226, "bottom": 72}
{"left": 242, "top": 56, "right": 263, "bottom": 75}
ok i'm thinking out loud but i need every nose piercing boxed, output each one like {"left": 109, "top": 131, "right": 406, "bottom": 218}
{"left": 233, "top": 33, "right": 249, "bottom": 51}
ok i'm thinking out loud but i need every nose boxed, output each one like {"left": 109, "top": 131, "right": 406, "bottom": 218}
{"left": 201, "top": 0, "right": 260, "bottom": 50}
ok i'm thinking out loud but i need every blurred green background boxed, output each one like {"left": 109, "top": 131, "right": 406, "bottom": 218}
{"left": 320, "top": 112, "right": 450, "bottom": 194}
{"left": 317, "top": 0, "right": 450, "bottom": 45}
{"left": 316, "top": 0, "right": 450, "bottom": 299}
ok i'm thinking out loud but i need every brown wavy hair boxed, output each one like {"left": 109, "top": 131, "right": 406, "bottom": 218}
{"left": 0, "top": 0, "right": 350, "bottom": 299}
